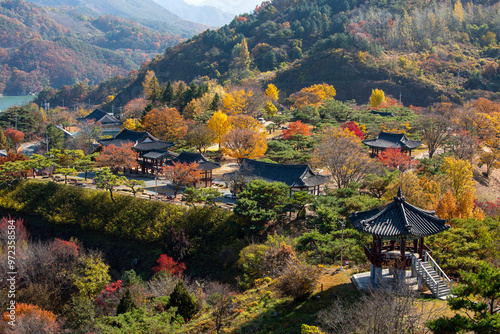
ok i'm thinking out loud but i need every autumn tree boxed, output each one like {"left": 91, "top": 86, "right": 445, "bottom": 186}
{"left": 479, "top": 150, "right": 500, "bottom": 178}
{"left": 442, "top": 156, "right": 475, "bottom": 200}
{"left": 4, "top": 128, "right": 24, "bottom": 151}
{"left": 184, "top": 123, "right": 216, "bottom": 153}
{"left": 95, "top": 143, "right": 137, "bottom": 173}
{"left": 1, "top": 303, "right": 59, "bottom": 334}
{"left": 162, "top": 161, "right": 201, "bottom": 197}
{"left": 142, "top": 107, "right": 187, "bottom": 141}
{"left": 221, "top": 128, "right": 267, "bottom": 164}
{"left": 94, "top": 167, "right": 128, "bottom": 202}
{"left": 142, "top": 70, "right": 161, "bottom": 102}
{"left": 0, "top": 127, "right": 8, "bottom": 149}
{"left": 229, "top": 114, "right": 265, "bottom": 133}
{"left": 221, "top": 89, "right": 254, "bottom": 115}
{"left": 283, "top": 121, "right": 311, "bottom": 139}
{"left": 152, "top": 254, "right": 186, "bottom": 276}
{"left": 377, "top": 148, "right": 417, "bottom": 172}
{"left": 122, "top": 98, "right": 148, "bottom": 120}
{"left": 415, "top": 114, "right": 453, "bottom": 158}
{"left": 265, "top": 83, "right": 279, "bottom": 102}
{"left": 289, "top": 84, "right": 336, "bottom": 108}
{"left": 370, "top": 89, "right": 386, "bottom": 108}
{"left": 341, "top": 121, "right": 365, "bottom": 139}
{"left": 122, "top": 118, "right": 143, "bottom": 132}
{"left": 208, "top": 111, "right": 231, "bottom": 149}
{"left": 313, "top": 131, "right": 373, "bottom": 188}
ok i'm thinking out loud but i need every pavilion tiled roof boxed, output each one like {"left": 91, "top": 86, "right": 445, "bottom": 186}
{"left": 225, "top": 158, "right": 330, "bottom": 188}
{"left": 349, "top": 188, "right": 450, "bottom": 238}
{"left": 139, "top": 150, "right": 175, "bottom": 160}
{"left": 98, "top": 129, "right": 174, "bottom": 152}
{"left": 362, "top": 132, "right": 421, "bottom": 150}
{"left": 167, "top": 151, "right": 221, "bottom": 171}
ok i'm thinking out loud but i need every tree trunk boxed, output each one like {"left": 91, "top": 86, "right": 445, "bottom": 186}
{"left": 109, "top": 189, "right": 115, "bottom": 202}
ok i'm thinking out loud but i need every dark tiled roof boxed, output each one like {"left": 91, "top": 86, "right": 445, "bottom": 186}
{"left": 97, "top": 138, "right": 133, "bottom": 147}
{"left": 134, "top": 141, "right": 175, "bottom": 152}
{"left": 167, "top": 151, "right": 221, "bottom": 171}
{"left": 78, "top": 108, "right": 121, "bottom": 124}
{"left": 114, "top": 128, "right": 150, "bottom": 142}
{"left": 370, "top": 110, "right": 395, "bottom": 117}
{"left": 140, "top": 150, "right": 175, "bottom": 160}
{"left": 226, "top": 158, "right": 329, "bottom": 188}
{"left": 349, "top": 188, "right": 450, "bottom": 238}
{"left": 362, "top": 131, "right": 421, "bottom": 150}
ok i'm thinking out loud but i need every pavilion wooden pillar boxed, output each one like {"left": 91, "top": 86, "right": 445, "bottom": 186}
{"left": 400, "top": 238, "right": 406, "bottom": 257}
{"left": 419, "top": 237, "right": 424, "bottom": 258}
{"left": 413, "top": 239, "right": 418, "bottom": 253}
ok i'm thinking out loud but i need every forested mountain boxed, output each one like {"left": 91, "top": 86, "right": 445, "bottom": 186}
{"left": 26, "top": 0, "right": 209, "bottom": 35}
{"left": 111, "top": 0, "right": 500, "bottom": 107}
{"left": 0, "top": 0, "right": 207, "bottom": 95}
{"left": 152, "top": 0, "right": 235, "bottom": 27}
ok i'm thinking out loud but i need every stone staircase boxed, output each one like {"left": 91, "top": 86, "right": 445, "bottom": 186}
{"left": 411, "top": 252, "right": 452, "bottom": 299}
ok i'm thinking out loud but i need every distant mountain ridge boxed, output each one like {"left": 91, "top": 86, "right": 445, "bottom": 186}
{"left": 152, "top": 0, "right": 234, "bottom": 27}
{"left": 0, "top": 0, "right": 203, "bottom": 95}
{"left": 26, "top": 0, "right": 209, "bottom": 36}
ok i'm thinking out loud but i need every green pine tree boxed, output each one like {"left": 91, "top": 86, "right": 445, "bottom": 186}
{"left": 167, "top": 280, "right": 199, "bottom": 320}
{"left": 117, "top": 289, "right": 137, "bottom": 315}
{"left": 208, "top": 93, "right": 221, "bottom": 111}
{"left": 163, "top": 81, "right": 175, "bottom": 105}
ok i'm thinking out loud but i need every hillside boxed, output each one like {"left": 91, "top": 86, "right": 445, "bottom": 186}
{"left": 0, "top": 0, "right": 204, "bottom": 95}
{"left": 152, "top": 0, "right": 234, "bottom": 27}
{"left": 26, "top": 0, "right": 209, "bottom": 36}
{"left": 111, "top": 0, "right": 500, "bottom": 107}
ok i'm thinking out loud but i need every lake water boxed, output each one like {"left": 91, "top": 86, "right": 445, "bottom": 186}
{"left": 0, "top": 95, "right": 36, "bottom": 112}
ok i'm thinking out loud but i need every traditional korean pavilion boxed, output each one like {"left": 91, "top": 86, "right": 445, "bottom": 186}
{"left": 349, "top": 188, "right": 452, "bottom": 298}
{"left": 165, "top": 151, "right": 221, "bottom": 187}
{"left": 225, "top": 158, "right": 329, "bottom": 195}
{"left": 98, "top": 128, "right": 175, "bottom": 174}
{"left": 362, "top": 131, "right": 421, "bottom": 156}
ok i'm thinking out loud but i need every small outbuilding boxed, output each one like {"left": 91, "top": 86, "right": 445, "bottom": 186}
{"left": 224, "top": 158, "right": 329, "bottom": 195}
{"left": 362, "top": 131, "right": 421, "bottom": 156}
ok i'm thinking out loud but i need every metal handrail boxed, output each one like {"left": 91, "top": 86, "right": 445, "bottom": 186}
{"left": 424, "top": 251, "right": 453, "bottom": 291}
{"left": 411, "top": 253, "right": 439, "bottom": 297}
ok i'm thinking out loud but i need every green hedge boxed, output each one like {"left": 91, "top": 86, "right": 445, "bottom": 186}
{"left": 0, "top": 180, "right": 185, "bottom": 242}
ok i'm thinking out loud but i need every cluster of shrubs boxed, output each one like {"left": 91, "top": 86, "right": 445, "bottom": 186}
{"left": 237, "top": 235, "right": 321, "bottom": 300}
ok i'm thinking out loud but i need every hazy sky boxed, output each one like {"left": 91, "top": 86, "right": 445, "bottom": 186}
{"left": 184, "top": 0, "right": 264, "bottom": 14}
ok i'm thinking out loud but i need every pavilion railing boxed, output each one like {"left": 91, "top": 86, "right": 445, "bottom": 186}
{"left": 424, "top": 251, "right": 453, "bottom": 292}
{"left": 411, "top": 253, "right": 440, "bottom": 297}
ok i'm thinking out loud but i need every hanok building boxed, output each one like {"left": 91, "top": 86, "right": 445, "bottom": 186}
{"left": 77, "top": 108, "right": 123, "bottom": 136}
{"left": 349, "top": 188, "right": 452, "bottom": 298}
{"left": 362, "top": 131, "right": 421, "bottom": 156}
{"left": 98, "top": 129, "right": 220, "bottom": 187}
{"left": 165, "top": 151, "right": 221, "bottom": 188}
{"left": 225, "top": 158, "right": 329, "bottom": 195}
{"left": 98, "top": 128, "right": 174, "bottom": 174}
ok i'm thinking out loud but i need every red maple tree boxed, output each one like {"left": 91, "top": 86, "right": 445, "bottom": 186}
{"left": 341, "top": 121, "right": 365, "bottom": 139}
{"left": 377, "top": 148, "right": 416, "bottom": 171}
{"left": 95, "top": 143, "right": 137, "bottom": 173}
{"left": 162, "top": 161, "right": 201, "bottom": 197}
{"left": 283, "top": 121, "right": 311, "bottom": 139}
{"left": 152, "top": 254, "right": 186, "bottom": 276}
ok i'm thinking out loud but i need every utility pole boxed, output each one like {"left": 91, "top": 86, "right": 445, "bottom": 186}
{"left": 340, "top": 220, "right": 346, "bottom": 269}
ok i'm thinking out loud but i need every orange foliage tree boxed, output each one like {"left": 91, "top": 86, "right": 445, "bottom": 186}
{"left": 221, "top": 128, "right": 267, "bottom": 164}
{"left": 377, "top": 148, "right": 417, "bottom": 171}
{"left": 95, "top": 143, "right": 137, "bottom": 173}
{"left": 2, "top": 303, "right": 58, "bottom": 333}
{"left": 229, "top": 114, "right": 265, "bottom": 133}
{"left": 436, "top": 189, "right": 484, "bottom": 221}
{"left": 289, "top": 83, "right": 336, "bottom": 108}
{"left": 162, "top": 161, "right": 201, "bottom": 197}
{"left": 4, "top": 128, "right": 24, "bottom": 151}
{"left": 142, "top": 107, "right": 187, "bottom": 141}
{"left": 283, "top": 121, "right": 311, "bottom": 139}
